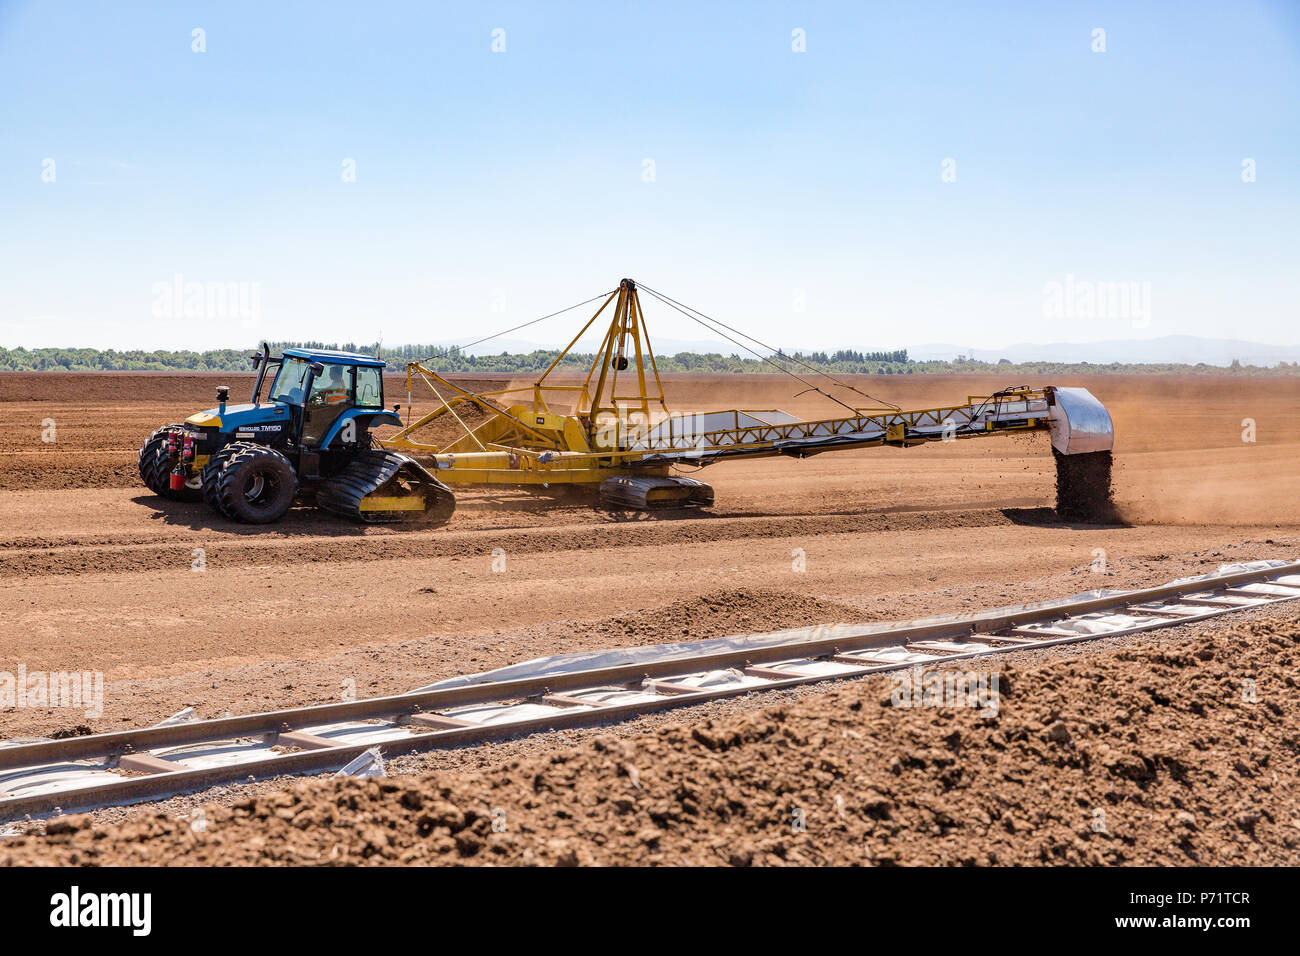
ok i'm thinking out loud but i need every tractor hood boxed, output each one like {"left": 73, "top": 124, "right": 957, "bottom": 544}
{"left": 186, "top": 402, "right": 290, "bottom": 432}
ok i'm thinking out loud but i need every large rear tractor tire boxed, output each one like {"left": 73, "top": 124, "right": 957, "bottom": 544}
{"left": 211, "top": 445, "right": 298, "bottom": 524}
{"left": 137, "top": 425, "right": 201, "bottom": 502}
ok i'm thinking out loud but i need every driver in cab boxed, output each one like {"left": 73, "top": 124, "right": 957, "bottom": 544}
{"left": 314, "top": 364, "right": 349, "bottom": 406}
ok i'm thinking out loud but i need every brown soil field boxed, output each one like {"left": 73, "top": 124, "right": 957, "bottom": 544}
{"left": 0, "top": 370, "right": 1297, "bottom": 865}
{"left": 4, "top": 610, "right": 1296, "bottom": 866}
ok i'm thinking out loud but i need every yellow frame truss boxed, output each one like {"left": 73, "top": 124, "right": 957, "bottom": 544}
{"left": 381, "top": 280, "right": 1059, "bottom": 489}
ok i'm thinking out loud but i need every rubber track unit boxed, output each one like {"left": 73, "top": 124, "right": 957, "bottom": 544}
{"left": 600, "top": 475, "right": 714, "bottom": 510}
{"left": 316, "top": 450, "right": 456, "bottom": 524}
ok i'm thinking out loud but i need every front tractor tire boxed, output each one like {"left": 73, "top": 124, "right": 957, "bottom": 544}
{"left": 209, "top": 444, "right": 298, "bottom": 524}
{"left": 138, "top": 425, "right": 201, "bottom": 502}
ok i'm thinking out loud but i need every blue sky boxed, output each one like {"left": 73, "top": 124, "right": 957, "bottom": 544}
{"left": 1, "top": 0, "right": 1296, "bottom": 352}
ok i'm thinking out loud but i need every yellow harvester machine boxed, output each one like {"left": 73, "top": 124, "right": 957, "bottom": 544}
{"left": 382, "top": 279, "right": 1115, "bottom": 516}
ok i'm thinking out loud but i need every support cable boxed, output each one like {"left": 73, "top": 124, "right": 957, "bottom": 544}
{"left": 638, "top": 283, "right": 900, "bottom": 410}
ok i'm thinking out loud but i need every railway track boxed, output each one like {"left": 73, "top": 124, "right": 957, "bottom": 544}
{"left": 2, "top": 559, "right": 1298, "bottom": 822}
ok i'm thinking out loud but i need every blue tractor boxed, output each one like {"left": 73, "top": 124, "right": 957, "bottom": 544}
{"left": 137, "top": 343, "right": 455, "bottom": 525}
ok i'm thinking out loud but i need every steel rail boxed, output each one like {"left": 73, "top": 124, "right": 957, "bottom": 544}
{"left": 1, "top": 561, "right": 1297, "bottom": 822}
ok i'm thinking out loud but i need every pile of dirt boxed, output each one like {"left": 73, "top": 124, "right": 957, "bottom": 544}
{"left": 5, "top": 611, "right": 1296, "bottom": 866}
{"left": 391, "top": 400, "right": 496, "bottom": 447}
{"left": 574, "top": 587, "right": 874, "bottom": 644}
{"left": 1054, "top": 450, "right": 1118, "bottom": 523}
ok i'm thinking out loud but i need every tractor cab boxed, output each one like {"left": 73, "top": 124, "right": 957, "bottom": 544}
{"left": 261, "top": 347, "right": 390, "bottom": 449}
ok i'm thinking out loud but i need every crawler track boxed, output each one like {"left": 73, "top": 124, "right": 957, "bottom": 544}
{"left": 316, "top": 450, "right": 455, "bottom": 524}
{"left": 2, "top": 560, "right": 1298, "bottom": 822}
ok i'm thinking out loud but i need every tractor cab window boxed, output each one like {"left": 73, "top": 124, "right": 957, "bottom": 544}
{"left": 269, "top": 358, "right": 312, "bottom": 404}
{"left": 354, "top": 366, "right": 382, "bottom": 408}
{"left": 301, "top": 363, "right": 356, "bottom": 447}
{"left": 307, "top": 364, "right": 353, "bottom": 408}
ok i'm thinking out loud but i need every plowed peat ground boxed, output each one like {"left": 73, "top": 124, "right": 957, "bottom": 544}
{"left": 1, "top": 371, "right": 1298, "bottom": 865}
{"left": 5, "top": 610, "right": 1297, "bottom": 866}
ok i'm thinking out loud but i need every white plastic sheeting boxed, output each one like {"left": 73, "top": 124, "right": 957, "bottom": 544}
{"left": 416, "top": 561, "right": 1293, "bottom": 693}
{"left": 334, "top": 747, "right": 386, "bottom": 779}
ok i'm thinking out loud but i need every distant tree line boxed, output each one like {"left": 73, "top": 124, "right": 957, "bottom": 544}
{"left": 2, "top": 343, "right": 1298, "bottom": 377}
{"left": 0, "top": 347, "right": 254, "bottom": 372}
